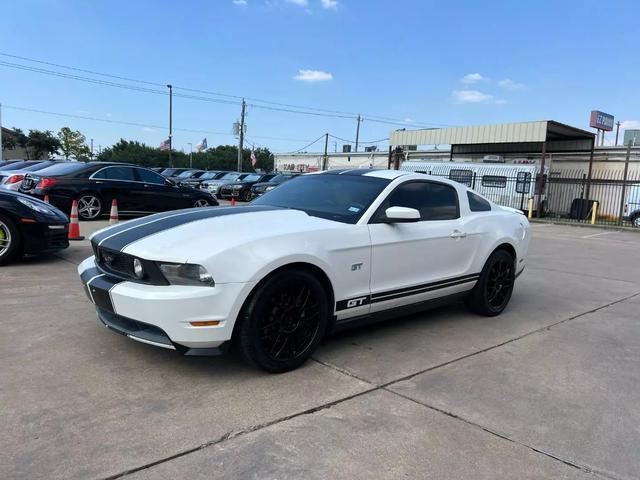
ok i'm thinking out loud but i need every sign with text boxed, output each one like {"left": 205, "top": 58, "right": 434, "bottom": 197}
{"left": 590, "top": 110, "right": 614, "bottom": 131}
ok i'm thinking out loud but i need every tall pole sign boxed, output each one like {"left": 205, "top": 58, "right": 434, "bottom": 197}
{"left": 590, "top": 110, "right": 614, "bottom": 147}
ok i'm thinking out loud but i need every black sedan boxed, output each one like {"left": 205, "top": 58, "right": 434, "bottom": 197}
{"left": 0, "top": 189, "right": 69, "bottom": 265}
{"left": 218, "top": 173, "right": 278, "bottom": 202}
{"left": 180, "top": 170, "right": 228, "bottom": 189}
{"left": 19, "top": 162, "right": 218, "bottom": 220}
{"left": 250, "top": 173, "right": 300, "bottom": 199}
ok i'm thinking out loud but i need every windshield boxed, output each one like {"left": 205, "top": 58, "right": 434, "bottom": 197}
{"left": 199, "top": 171, "right": 219, "bottom": 180}
{"left": 252, "top": 174, "right": 390, "bottom": 224}
{"left": 221, "top": 172, "right": 241, "bottom": 181}
{"left": 24, "top": 161, "right": 57, "bottom": 172}
{"left": 30, "top": 162, "right": 88, "bottom": 176}
{"left": 176, "top": 170, "right": 197, "bottom": 178}
{"left": 243, "top": 174, "right": 262, "bottom": 182}
{"left": 0, "top": 161, "right": 40, "bottom": 171}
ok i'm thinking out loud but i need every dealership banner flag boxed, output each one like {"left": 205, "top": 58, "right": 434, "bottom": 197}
{"left": 159, "top": 139, "right": 170, "bottom": 151}
{"left": 196, "top": 138, "right": 207, "bottom": 152}
{"left": 251, "top": 150, "right": 257, "bottom": 168}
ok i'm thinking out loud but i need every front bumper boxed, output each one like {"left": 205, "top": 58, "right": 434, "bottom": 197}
{"left": 78, "top": 256, "right": 255, "bottom": 352}
{"left": 22, "top": 221, "right": 69, "bottom": 254}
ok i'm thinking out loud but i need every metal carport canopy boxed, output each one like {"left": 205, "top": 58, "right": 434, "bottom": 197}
{"left": 390, "top": 120, "right": 595, "bottom": 152}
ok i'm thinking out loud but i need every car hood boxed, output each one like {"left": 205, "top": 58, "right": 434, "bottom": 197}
{"left": 90, "top": 206, "right": 349, "bottom": 274}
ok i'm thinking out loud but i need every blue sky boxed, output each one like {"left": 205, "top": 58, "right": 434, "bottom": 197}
{"left": 1, "top": 0, "right": 638, "bottom": 154}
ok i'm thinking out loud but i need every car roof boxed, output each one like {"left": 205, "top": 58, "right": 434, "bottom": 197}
{"left": 317, "top": 168, "right": 411, "bottom": 179}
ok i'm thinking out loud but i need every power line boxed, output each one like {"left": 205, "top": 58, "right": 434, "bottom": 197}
{"left": 0, "top": 52, "right": 455, "bottom": 127}
{"left": 328, "top": 133, "right": 389, "bottom": 144}
{"left": 280, "top": 134, "right": 327, "bottom": 154}
{"left": 2, "top": 104, "right": 316, "bottom": 143}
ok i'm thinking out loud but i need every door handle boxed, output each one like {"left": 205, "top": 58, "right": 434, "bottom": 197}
{"left": 450, "top": 230, "right": 467, "bottom": 239}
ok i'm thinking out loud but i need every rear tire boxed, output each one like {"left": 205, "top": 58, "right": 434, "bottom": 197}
{"left": 631, "top": 214, "right": 640, "bottom": 227}
{"left": 465, "top": 249, "right": 515, "bottom": 316}
{"left": 241, "top": 189, "right": 252, "bottom": 202}
{"left": 235, "top": 269, "right": 329, "bottom": 373}
{"left": 77, "top": 193, "right": 103, "bottom": 220}
{"left": 0, "top": 214, "right": 21, "bottom": 266}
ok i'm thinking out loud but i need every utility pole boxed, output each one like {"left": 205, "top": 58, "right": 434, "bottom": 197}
{"left": 323, "top": 133, "right": 329, "bottom": 170}
{"left": 188, "top": 142, "right": 193, "bottom": 168}
{"left": 167, "top": 84, "right": 173, "bottom": 167}
{"left": 615, "top": 121, "right": 621, "bottom": 146}
{"left": 90, "top": 138, "right": 94, "bottom": 160}
{"left": 237, "top": 99, "right": 246, "bottom": 172}
{"left": 354, "top": 115, "right": 362, "bottom": 152}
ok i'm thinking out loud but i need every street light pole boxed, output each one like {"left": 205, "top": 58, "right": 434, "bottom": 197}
{"left": 0, "top": 102, "right": 3, "bottom": 163}
{"left": 167, "top": 84, "right": 173, "bottom": 167}
{"left": 188, "top": 142, "right": 193, "bottom": 168}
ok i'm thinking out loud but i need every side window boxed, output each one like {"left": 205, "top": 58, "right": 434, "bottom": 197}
{"left": 449, "top": 169, "right": 473, "bottom": 187}
{"left": 377, "top": 181, "right": 459, "bottom": 221}
{"left": 516, "top": 172, "right": 532, "bottom": 193}
{"left": 481, "top": 175, "right": 507, "bottom": 188}
{"left": 136, "top": 168, "right": 166, "bottom": 185}
{"left": 467, "top": 191, "right": 491, "bottom": 212}
{"left": 93, "top": 166, "right": 136, "bottom": 181}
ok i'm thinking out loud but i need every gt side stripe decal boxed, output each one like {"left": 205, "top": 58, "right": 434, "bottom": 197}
{"left": 370, "top": 277, "right": 478, "bottom": 304}
{"left": 98, "top": 206, "right": 282, "bottom": 252}
{"left": 371, "top": 274, "right": 480, "bottom": 301}
{"left": 335, "top": 273, "right": 480, "bottom": 312}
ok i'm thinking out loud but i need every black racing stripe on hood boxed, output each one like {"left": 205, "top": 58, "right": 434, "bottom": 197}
{"left": 91, "top": 209, "right": 199, "bottom": 245}
{"left": 98, "top": 205, "right": 282, "bottom": 252}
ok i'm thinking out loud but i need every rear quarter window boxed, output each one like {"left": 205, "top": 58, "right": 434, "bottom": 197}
{"left": 467, "top": 191, "right": 491, "bottom": 212}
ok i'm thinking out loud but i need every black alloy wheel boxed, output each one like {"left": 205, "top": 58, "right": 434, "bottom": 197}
{"left": 236, "top": 269, "right": 329, "bottom": 372}
{"left": 240, "top": 189, "right": 252, "bottom": 202}
{"left": 194, "top": 198, "right": 211, "bottom": 208}
{"left": 465, "top": 249, "right": 515, "bottom": 316}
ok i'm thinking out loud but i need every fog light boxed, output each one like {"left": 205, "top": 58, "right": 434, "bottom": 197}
{"left": 133, "top": 258, "right": 144, "bottom": 279}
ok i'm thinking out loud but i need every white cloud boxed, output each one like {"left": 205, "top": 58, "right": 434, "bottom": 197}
{"left": 498, "top": 78, "right": 525, "bottom": 90}
{"left": 403, "top": 117, "right": 413, "bottom": 123}
{"left": 621, "top": 120, "right": 640, "bottom": 130}
{"left": 460, "top": 73, "right": 485, "bottom": 84}
{"left": 232, "top": 0, "right": 247, "bottom": 5}
{"left": 105, "top": 113, "right": 112, "bottom": 118}
{"left": 142, "top": 127, "right": 154, "bottom": 132}
{"left": 294, "top": 69, "right": 333, "bottom": 82}
{"left": 286, "top": 0, "right": 308, "bottom": 5}
{"left": 452, "top": 90, "right": 493, "bottom": 104}
{"left": 321, "top": 0, "right": 338, "bottom": 9}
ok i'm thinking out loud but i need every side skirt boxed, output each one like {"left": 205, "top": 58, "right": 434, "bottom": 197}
{"left": 329, "top": 291, "right": 468, "bottom": 334}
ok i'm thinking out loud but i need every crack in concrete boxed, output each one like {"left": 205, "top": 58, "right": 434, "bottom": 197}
{"left": 104, "top": 291, "right": 640, "bottom": 480}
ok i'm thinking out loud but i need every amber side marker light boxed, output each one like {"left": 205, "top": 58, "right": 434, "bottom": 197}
{"left": 189, "top": 321, "right": 220, "bottom": 327}
{"left": 20, "top": 218, "right": 37, "bottom": 223}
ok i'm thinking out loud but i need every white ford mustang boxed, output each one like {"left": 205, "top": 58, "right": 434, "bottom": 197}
{"left": 78, "top": 169, "right": 530, "bottom": 372}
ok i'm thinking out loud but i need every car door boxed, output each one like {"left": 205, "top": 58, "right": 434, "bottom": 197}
{"left": 90, "top": 166, "right": 139, "bottom": 212}
{"left": 134, "top": 168, "right": 194, "bottom": 211}
{"left": 367, "top": 180, "right": 478, "bottom": 313}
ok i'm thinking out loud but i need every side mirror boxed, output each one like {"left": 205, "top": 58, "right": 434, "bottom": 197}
{"left": 165, "top": 178, "right": 177, "bottom": 187}
{"left": 383, "top": 206, "right": 421, "bottom": 223}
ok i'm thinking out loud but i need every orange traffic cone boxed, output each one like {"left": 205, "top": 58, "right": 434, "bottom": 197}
{"left": 68, "top": 199, "right": 85, "bottom": 241}
{"left": 43, "top": 194, "right": 50, "bottom": 204}
{"left": 230, "top": 197, "right": 236, "bottom": 206}
{"left": 109, "top": 199, "right": 119, "bottom": 225}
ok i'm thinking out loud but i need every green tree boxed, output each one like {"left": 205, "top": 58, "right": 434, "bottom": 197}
{"left": 58, "top": 127, "right": 90, "bottom": 160}
{"left": 27, "top": 129, "right": 61, "bottom": 159}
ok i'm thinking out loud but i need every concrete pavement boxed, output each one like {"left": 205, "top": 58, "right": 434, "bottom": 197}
{"left": 1, "top": 221, "right": 639, "bottom": 479}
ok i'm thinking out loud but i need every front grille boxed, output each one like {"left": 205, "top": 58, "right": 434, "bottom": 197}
{"left": 48, "top": 229, "right": 69, "bottom": 248}
{"left": 96, "top": 246, "right": 135, "bottom": 279}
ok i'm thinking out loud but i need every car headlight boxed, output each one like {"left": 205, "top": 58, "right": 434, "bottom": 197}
{"left": 233, "top": 184, "right": 242, "bottom": 190}
{"left": 158, "top": 262, "right": 215, "bottom": 287}
{"left": 16, "top": 196, "right": 54, "bottom": 214}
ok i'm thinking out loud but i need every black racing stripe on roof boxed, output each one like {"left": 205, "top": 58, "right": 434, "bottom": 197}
{"left": 98, "top": 206, "right": 282, "bottom": 252}
{"left": 339, "top": 169, "right": 381, "bottom": 176}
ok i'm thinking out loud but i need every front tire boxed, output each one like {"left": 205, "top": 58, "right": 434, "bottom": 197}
{"left": 235, "top": 269, "right": 329, "bottom": 373}
{"left": 465, "top": 249, "right": 515, "bottom": 316}
{"left": 240, "top": 189, "right": 252, "bottom": 202}
{"left": 77, "top": 194, "right": 103, "bottom": 220}
{"left": 0, "top": 214, "right": 21, "bottom": 266}
{"left": 193, "top": 198, "right": 211, "bottom": 208}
